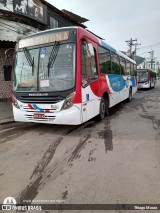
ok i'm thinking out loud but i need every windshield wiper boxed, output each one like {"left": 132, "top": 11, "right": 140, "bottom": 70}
{"left": 23, "top": 48, "right": 34, "bottom": 76}
{"left": 47, "top": 41, "right": 60, "bottom": 77}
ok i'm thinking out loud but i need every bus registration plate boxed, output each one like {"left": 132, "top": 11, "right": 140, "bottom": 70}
{"left": 34, "top": 113, "right": 45, "bottom": 119}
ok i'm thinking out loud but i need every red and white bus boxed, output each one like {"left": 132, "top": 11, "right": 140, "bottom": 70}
{"left": 11, "top": 27, "right": 137, "bottom": 125}
{"left": 137, "top": 69, "right": 156, "bottom": 89}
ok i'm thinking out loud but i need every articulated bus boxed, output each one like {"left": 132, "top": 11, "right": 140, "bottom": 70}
{"left": 137, "top": 69, "right": 156, "bottom": 89}
{"left": 10, "top": 27, "right": 137, "bottom": 125}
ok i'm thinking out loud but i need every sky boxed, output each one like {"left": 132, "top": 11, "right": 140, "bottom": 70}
{"left": 47, "top": 0, "right": 160, "bottom": 62}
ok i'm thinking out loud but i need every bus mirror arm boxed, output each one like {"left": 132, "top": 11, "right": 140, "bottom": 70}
{"left": 4, "top": 48, "right": 14, "bottom": 67}
{"left": 4, "top": 48, "right": 14, "bottom": 81}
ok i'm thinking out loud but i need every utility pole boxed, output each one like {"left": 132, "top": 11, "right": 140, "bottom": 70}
{"left": 148, "top": 50, "right": 156, "bottom": 70}
{"left": 134, "top": 42, "right": 141, "bottom": 60}
{"left": 125, "top": 38, "right": 137, "bottom": 58}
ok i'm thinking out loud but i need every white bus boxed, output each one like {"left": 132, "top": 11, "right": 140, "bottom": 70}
{"left": 137, "top": 69, "right": 156, "bottom": 89}
{"left": 5, "top": 27, "right": 137, "bottom": 125}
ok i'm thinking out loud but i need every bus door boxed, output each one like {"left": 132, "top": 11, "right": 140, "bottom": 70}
{"left": 109, "top": 53, "right": 122, "bottom": 104}
{"left": 81, "top": 39, "right": 99, "bottom": 122}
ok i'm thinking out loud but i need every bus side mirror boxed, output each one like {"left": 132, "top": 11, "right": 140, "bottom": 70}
{"left": 4, "top": 48, "right": 14, "bottom": 81}
{"left": 87, "top": 43, "right": 94, "bottom": 57}
{"left": 4, "top": 66, "right": 12, "bottom": 81}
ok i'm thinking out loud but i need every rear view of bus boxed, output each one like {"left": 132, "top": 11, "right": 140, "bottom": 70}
{"left": 12, "top": 27, "right": 81, "bottom": 125}
{"left": 137, "top": 69, "right": 156, "bottom": 89}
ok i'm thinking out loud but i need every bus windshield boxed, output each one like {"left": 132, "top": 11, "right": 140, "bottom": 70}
{"left": 13, "top": 43, "right": 75, "bottom": 92}
{"left": 138, "top": 70, "right": 148, "bottom": 83}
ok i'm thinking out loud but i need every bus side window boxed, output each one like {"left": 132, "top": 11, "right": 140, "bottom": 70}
{"left": 111, "top": 53, "right": 120, "bottom": 75}
{"left": 126, "top": 60, "right": 131, "bottom": 75}
{"left": 131, "top": 63, "right": 137, "bottom": 76}
{"left": 98, "top": 46, "right": 111, "bottom": 74}
{"left": 131, "top": 63, "right": 134, "bottom": 76}
{"left": 120, "top": 57, "right": 126, "bottom": 75}
{"left": 81, "top": 42, "right": 98, "bottom": 87}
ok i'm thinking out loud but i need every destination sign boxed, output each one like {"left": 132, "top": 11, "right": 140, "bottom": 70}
{"left": 19, "top": 31, "right": 70, "bottom": 48}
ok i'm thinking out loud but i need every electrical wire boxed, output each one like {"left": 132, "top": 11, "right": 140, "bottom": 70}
{"left": 0, "top": 23, "right": 19, "bottom": 33}
{"left": 0, "top": 19, "right": 38, "bottom": 34}
{"left": 139, "top": 43, "right": 160, "bottom": 50}
{"left": 0, "top": 21, "right": 24, "bottom": 33}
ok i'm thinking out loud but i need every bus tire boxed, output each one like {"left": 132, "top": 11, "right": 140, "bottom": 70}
{"left": 150, "top": 82, "right": 151, "bottom": 89}
{"left": 96, "top": 96, "right": 105, "bottom": 121}
{"left": 105, "top": 97, "right": 110, "bottom": 116}
{"left": 127, "top": 88, "right": 132, "bottom": 102}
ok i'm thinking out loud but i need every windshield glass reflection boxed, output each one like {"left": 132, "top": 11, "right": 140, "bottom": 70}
{"left": 13, "top": 43, "right": 75, "bottom": 92}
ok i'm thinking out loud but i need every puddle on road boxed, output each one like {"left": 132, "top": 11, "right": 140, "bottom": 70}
{"left": 98, "top": 119, "right": 113, "bottom": 153}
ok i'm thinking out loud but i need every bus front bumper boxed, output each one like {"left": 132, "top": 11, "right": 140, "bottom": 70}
{"left": 138, "top": 82, "right": 150, "bottom": 89}
{"left": 13, "top": 105, "right": 82, "bottom": 125}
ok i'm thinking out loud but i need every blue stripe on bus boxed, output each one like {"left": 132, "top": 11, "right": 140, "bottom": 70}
{"left": 101, "top": 40, "right": 116, "bottom": 53}
{"left": 32, "top": 104, "right": 44, "bottom": 112}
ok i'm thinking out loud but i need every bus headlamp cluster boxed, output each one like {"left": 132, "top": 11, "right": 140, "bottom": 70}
{"left": 12, "top": 95, "right": 20, "bottom": 109}
{"left": 61, "top": 92, "right": 75, "bottom": 110}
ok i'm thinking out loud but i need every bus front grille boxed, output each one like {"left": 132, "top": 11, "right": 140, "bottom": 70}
{"left": 19, "top": 96, "right": 64, "bottom": 104}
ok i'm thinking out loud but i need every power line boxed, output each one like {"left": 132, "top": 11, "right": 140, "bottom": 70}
{"left": 0, "top": 21, "right": 25, "bottom": 34}
{"left": 139, "top": 42, "right": 160, "bottom": 50}
{"left": 0, "top": 20, "right": 38, "bottom": 34}
{"left": 0, "top": 23, "right": 19, "bottom": 33}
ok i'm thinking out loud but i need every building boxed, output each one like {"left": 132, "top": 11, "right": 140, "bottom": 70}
{"left": 135, "top": 56, "right": 159, "bottom": 72}
{"left": 135, "top": 56, "right": 148, "bottom": 69}
{"left": 0, "top": 0, "right": 88, "bottom": 99}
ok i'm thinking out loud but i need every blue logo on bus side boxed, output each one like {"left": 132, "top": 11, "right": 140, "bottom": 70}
{"left": 108, "top": 75, "right": 126, "bottom": 92}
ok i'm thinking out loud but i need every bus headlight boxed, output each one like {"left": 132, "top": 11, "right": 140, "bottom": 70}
{"left": 61, "top": 92, "right": 75, "bottom": 110}
{"left": 12, "top": 95, "right": 20, "bottom": 109}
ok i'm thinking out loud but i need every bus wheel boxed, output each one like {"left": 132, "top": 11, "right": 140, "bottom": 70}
{"left": 97, "top": 96, "right": 105, "bottom": 120}
{"left": 150, "top": 82, "right": 152, "bottom": 89}
{"left": 127, "top": 88, "right": 132, "bottom": 102}
{"left": 105, "top": 98, "right": 110, "bottom": 116}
